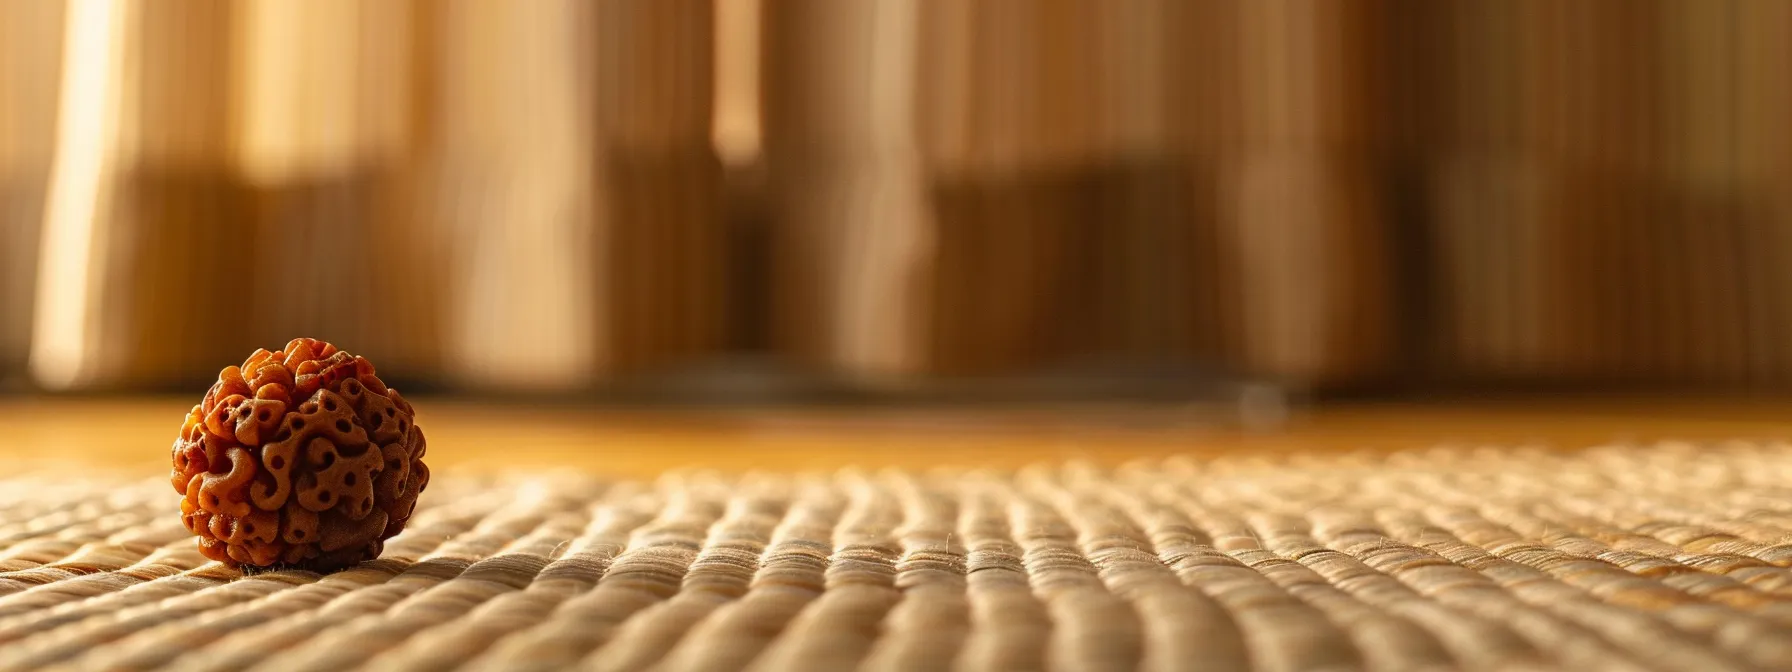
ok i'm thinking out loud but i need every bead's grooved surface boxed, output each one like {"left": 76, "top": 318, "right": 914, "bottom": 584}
{"left": 171, "top": 338, "right": 430, "bottom": 571}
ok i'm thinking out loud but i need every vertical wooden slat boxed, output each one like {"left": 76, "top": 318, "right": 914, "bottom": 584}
{"left": 32, "top": 0, "right": 248, "bottom": 390}
{"left": 1220, "top": 0, "right": 1393, "bottom": 388}
{"left": 916, "top": 0, "right": 1108, "bottom": 376}
{"left": 593, "top": 0, "right": 726, "bottom": 377}
{"left": 233, "top": 0, "right": 436, "bottom": 382}
{"left": 435, "top": 0, "right": 723, "bottom": 392}
{"left": 1659, "top": 0, "right": 1741, "bottom": 385}
{"left": 1736, "top": 1, "right": 1792, "bottom": 384}
{"left": 1088, "top": 0, "right": 1199, "bottom": 369}
{"left": 432, "top": 0, "right": 601, "bottom": 391}
{"left": 1172, "top": 0, "right": 1243, "bottom": 373}
{"left": 764, "top": 0, "right": 931, "bottom": 379}
{"left": 0, "top": 0, "right": 65, "bottom": 381}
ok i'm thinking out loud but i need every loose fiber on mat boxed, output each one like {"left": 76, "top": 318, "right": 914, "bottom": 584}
{"left": 5, "top": 443, "right": 1792, "bottom": 671}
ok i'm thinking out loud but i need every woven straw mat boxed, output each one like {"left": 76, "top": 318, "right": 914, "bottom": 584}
{"left": 6, "top": 443, "right": 1792, "bottom": 671}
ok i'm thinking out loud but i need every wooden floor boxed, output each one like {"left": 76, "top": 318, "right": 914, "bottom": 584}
{"left": 7, "top": 395, "right": 1792, "bottom": 478}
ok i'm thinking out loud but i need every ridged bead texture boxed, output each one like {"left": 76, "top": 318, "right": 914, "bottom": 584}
{"left": 171, "top": 338, "right": 430, "bottom": 571}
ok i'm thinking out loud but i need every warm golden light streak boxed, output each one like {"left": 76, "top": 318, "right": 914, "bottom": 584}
{"left": 712, "top": 0, "right": 762, "bottom": 166}
{"left": 30, "top": 0, "right": 125, "bottom": 390}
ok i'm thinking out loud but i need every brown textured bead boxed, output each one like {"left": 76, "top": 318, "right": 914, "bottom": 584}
{"left": 171, "top": 338, "right": 430, "bottom": 571}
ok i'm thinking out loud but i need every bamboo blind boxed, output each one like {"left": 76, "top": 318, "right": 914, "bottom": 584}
{"left": 2, "top": 1, "right": 1791, "bottom": 394}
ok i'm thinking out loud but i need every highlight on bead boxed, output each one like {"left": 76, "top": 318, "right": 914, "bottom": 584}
{"left": 171, "top": 338, "right": 430, "bottom": 571}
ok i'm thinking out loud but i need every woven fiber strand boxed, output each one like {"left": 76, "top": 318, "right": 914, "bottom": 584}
{"left": 4, "top": 444, "right": 1792, "bottom": 671}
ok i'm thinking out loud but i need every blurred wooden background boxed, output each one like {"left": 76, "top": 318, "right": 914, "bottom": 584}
{"left": 2, "top": 0, "right": 1790, "bottom": 397}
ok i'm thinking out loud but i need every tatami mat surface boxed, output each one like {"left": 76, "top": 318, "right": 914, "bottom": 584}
{"left": 5, "top": 443, "right": 1792, "bottom": 671}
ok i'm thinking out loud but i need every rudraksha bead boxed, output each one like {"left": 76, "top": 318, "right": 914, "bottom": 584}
{"left": 171, "top": 338, "right": 429, "bottom": 571}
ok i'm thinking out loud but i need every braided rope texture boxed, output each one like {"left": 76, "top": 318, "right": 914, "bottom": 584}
{"left": 5, "top": 443, "right": 1792, "bottom": 671}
